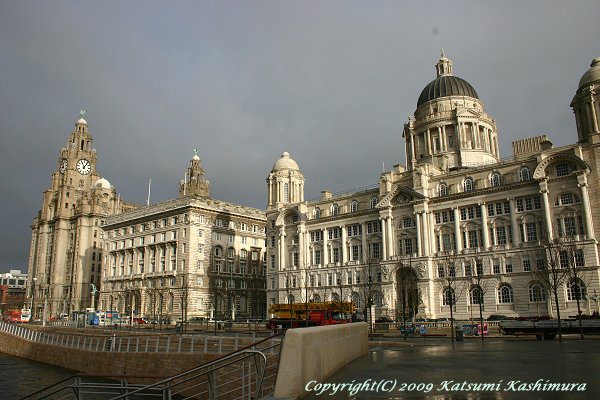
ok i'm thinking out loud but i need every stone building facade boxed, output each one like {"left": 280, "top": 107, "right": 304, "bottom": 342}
{"left": 27, "top": 113, "right": 137, "bottom": 318}
{"left": 265, "top": 55, "right": 600, "bottom": 321}
{"left": 99, "top": 153, "right": 267, "bottom": 322}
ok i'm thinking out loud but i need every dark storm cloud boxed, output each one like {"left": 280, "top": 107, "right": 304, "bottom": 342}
{"left": 1, "top": 0, "right": 599, "bottom": 270}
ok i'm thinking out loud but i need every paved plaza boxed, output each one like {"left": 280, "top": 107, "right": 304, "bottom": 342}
{"left": 304, "top": 337, "right": 600, "bottom": 399}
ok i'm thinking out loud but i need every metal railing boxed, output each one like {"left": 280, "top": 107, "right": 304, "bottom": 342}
{"left": 18, "top": 331, "right": 285, "bottom": 400}
{"left": 0, "top": 321, "right": 262, "bottom": 354}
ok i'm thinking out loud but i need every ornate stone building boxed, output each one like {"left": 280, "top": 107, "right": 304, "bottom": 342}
{"left": 266, "top": 54, "right": 600, "bottom": 321}
{"left": 27, "top": 113, "right": 137, "bottom": 318}
{"left": 99, "top": 153, "right": 267, "bottom": 321}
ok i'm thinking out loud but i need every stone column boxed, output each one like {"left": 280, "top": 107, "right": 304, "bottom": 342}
{"left": 421, "top": 211, "right": 430, "bottom": 256}
{"left": 577, "top": 173, "right": 595, "bottom": 238}
{"left": 415, "top": 213, "right": 422, "bottom": 257}
{"left": 453, "top": 207, "right": 462, "bottom": 252}
{"left": 386, "top": 216, "right": 394, "bottom": 258}
{"left": 509, "top": 198, "right": 520, "bottom": 246}
{"left": 539, "top": 180, "right": 553, "bottom": 240}
{"left": 480, "top": 202, "right": 490, "bottom": 250}
{"left": 322, "top": 228, "right": 328, "bottom": 266}
{"left": 278, "top": 227, "right": 286, "bottom": 270}
{"left": 341, "top": 225, "right": 348, "bottom": 264}
{"left": 381, "top": 218, "right": 387, "bottom": 260}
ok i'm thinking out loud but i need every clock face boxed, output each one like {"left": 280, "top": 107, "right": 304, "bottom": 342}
{"left": 59, "top": 158, "right": 68, "bottom": 174}
{"left": 76, "top": 159, "right": 91, "bottom": 175}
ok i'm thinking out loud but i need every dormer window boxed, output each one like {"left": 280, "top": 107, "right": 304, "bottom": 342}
{"left": 463, "top": 178, "right": 474, "bottom": 192}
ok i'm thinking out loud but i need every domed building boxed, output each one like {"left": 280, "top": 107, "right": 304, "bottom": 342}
{"left": 266, "top": 54, "right": 600, "bottom": 323}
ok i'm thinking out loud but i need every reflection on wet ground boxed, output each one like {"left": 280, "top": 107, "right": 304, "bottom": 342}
{"left": 304, "top": 338, "right": 600, "bottom": 399}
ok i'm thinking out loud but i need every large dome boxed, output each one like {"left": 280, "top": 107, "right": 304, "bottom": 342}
{"left": 416, "top": 52, "right": 479, "bottom": 108}
{"left": 272, "top": 152, "right": 299, "bottom": 171}
{"left": 577, "top": 57, "right": 600, "bottom": 90}
{"left": 417, "top": 75, "right": 479, "bottom": 108}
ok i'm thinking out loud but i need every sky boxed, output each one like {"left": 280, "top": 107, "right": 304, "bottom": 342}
{"left": 1, "top": 0, "right": 599, "bottom": 271}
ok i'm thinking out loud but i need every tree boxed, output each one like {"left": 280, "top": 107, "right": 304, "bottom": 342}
{"left": 468, "top": 256, "right": 495, "bottom": 341}
{"left": 532, "top": 238, "right": 571, "bottom": 342}
{"left": 435, "top": 251, "right": 465, "bottom": 342}
{"left": 360, "top": 260, "right": 379, "bottom": 334}
{"left": 561, "top": 239, "right": 591, "bottom": 339}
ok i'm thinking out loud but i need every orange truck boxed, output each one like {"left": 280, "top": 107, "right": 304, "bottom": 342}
{"left": 266, "top": 301, "right": 354, "bottom": 330}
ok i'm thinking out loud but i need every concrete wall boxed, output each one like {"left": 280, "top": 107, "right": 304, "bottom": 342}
{"left": 0, "top": 331, "right": 219, "bottom": 384}
{"left": 274, "top": 322, "right": 368, "bottom": 399}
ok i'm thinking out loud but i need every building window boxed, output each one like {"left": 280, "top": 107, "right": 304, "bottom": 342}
{"left": 314, "top": 208, "right": 321, "bottom": 218}
{"left": 555, "top": 192, "right": 579, "bottom": 206}
{"left": 463, "top": 178, "right": 474, "bottom": 192}
{"left": 438, "top": 182, "right": 448, "bottom": 196}
{"left": 370, "top": 197, "right": 378, "bottom": 209}
{"left": 470, "top": 286, "right": 483, "bottom": 305}
{"left": 350, "top": 200, "right": 358, "bottom": 212}
{"left": 490, "top": 172, "right": 502, "bottom": 187}
{"left": 442, "top": 288, "right": 456, "bottom": 306}
{"left": 283, "top": 183, "right": 289, "bottom": 202}
{"left": 331, "top": 203, "right": 339, "bottom": 216}
{"left": 556, "top": 163, "right": 569, "bottom": 177}
{"left": 528, "top": 283, "right": 546, "bottom": 302}
{"left": 518, "top": 167, "right": 531, "bottom": 182}
{"left": 567, "top": 278, "right": 586, "bottom": 301}
{"left": 497, "top": 284, "right": 513, "bottom": 304}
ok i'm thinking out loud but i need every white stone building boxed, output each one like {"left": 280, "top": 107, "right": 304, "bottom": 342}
{"left": 99, "top": 153, "right": 267, "bottom": 321}
{"left": 265, "top": 54, "right": 600, "bottom": 321}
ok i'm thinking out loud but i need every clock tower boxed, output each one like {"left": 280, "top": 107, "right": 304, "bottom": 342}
{"left": 28, "top": 112, "right": 138, "bottom": 319}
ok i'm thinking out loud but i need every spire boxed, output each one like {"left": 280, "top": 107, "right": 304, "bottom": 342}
{"left": 436, "top": 50, "right": 453, "bottom": 77}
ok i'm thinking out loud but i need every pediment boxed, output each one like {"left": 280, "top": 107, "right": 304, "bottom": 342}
{"left": 377, "top": 185, "right": 425, "bottom": 208}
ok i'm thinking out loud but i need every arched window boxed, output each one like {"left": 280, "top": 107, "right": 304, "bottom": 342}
{"left": 287, "top": 294, "right": 295, "bottom": 304}
{"left": 372, "top": 292, "right": 382, "bottom": 307}
{"left": 490, "top": 172, "right": 502, "bottom": 187}
{"left": 566, "top": 278, "right": 586, "bottom": 301}
{"left": 331, "top": 293, "right": 340, "bottom": 302}
{"left": 314, "top": 207, "right": 321, "bottom": 218}
{"left": 528, "top": 283, "right": 546, "bottom": 302}
{"left": 402, "top": 217, "right": 415, "bottom": 228}
{"left": 370, "top": 197, "right": 378, "bottom": 209}
{"left": 470, "top": 286, "right": 483, "bottom": 305}
{"left": 227, "top": 247, "right": 235, "bottom": 258}
{"left": 214, "top": 246, "right": 223, "bottom": 258}
{"left": 497, "top": 284, "right": 513, "bottom": 304}
{"left": 554, "top": 192, "right": 580, "bottom": 206}
{"left": 351, "top": 292, "right": 361, "bottom": 308}
{"left": 463, "top": 177, "right": 474, "bottom": 192}
{"left": 313, "top": 294, "right": 322, "bottom": 302}
{"left": 438, "top": 182, "right": 448, "bottom": 196}
{"left": 240, "top": 249, "right": 247, "bottom": 259}
{"left": 331, "top": 203, "right": 339, "bottom": 216}
{"left": 350, "top": 200, "right": 358, "bottom": 212}
{"left": 442, "top": 288, "right": 456, "bottom": 306}
{"left": 519, "top": 167, "right": 531, "bottom": 182}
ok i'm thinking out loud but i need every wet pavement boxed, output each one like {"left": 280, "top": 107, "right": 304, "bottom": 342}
{"left": 303, "top": 337, "right": 600, "bottom": 399}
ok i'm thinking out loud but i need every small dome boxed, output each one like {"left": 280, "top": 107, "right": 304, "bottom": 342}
{"left": 77, "top": 117, "right": 87, "bottom": 125}
{"left": 577, "top": 57, "right": 600, "bottom": 90}
{"left": 417, "top": 75, "right": 479, "bottom": 108}
{"left": 272, "top": 151, "right": 300, "bottom": 171}
{"left": 94, "top": 178, "right": 111, "bottom": 190}
{"left": 192, "top": 154, "right": 200, "bottom": 161}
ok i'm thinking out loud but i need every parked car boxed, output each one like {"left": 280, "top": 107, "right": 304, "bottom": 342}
{"left": 187, "top": 317, "right": 206, "bottom": 323}
{"left": 375, "top": 316, "right": 394, "bottom": 323}
{"left": 132, "top": 317, "right": 149, "bottom": 324}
